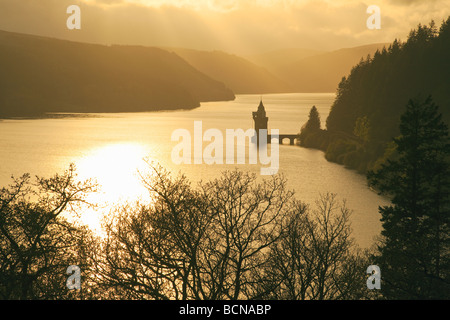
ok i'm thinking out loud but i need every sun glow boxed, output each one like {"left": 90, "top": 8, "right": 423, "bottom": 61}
{"left": 75, "top": 143, "right": 151, "bottom": 232}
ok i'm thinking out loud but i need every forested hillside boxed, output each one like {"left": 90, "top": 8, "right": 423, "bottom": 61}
{"left": 300, "top": 18, "right": 450, "bottom": 173}
{"left": 0, "top": 30, "right": 235, "bottom": 117}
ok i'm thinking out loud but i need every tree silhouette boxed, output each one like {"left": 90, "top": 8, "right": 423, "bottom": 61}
{"left": 299, "top": 106, "right": 326, "bottom": 148}
{"left": 322, "top": 18, "right": 450, "bottom": 172}
{"left": 94, "top": 163, "right": 296, "bottom": 300}
{"left": 0, "top": 163, "right": 374, "bottom": 300}
{"left": 0, "top": 164, "right": 98, "bottom": 299}
{"left": 304, "top": 106, "right": 321, "bottom": 132}
{"left": 368, "top": 96, "right": 450, "bottom": 299}
{"left": 256, "top": 193, "right": 372, "bottom": 300}
{"left": 90, "top": 162, "right": 370, "bottom": 300}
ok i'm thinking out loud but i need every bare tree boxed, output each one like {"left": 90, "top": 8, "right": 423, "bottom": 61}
{"left": 94, "top": 164, "right": 371, "bottom": 300}
{"left": 94, "top": 164, "right": 207, "bottom": 299}
{"left": 197, "top": 170, "right": 296, "bottom": 299}
{"left": 96, "top": 163, "right": 296, "bottom": 300}
{"left": 258, "top": 193, "right": 370, "bottom": 300}
{"left": 0, "top": 164, "right": 98, "bottom": 299}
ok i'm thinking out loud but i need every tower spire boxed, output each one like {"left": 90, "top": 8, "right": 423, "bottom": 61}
{"left": 253, "top": 99, "right": 268, "bottom": 146}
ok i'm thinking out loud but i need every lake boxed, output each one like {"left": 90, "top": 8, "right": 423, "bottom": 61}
{"left": 0, "top": 93, "right": 390, "bottom": 248}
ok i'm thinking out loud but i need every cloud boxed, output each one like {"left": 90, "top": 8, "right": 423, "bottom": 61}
{"left": 0, "top": 0, "right": 449, "bottom": 53}
{"left": 389, "top": 0, "right": 440, "bottom": 6}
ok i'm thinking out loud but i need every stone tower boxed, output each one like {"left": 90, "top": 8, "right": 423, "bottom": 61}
{"left": 252, "top": 99, "right": 268, "bottom": 144}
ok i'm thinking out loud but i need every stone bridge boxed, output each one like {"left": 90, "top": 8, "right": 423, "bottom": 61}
{"left": 267, "top": 134, "right": 298, "bottom": 145}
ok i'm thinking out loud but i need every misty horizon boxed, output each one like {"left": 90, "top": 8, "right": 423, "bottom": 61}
{"left": 1, "top": 0, "right": 449, "bottom": 55}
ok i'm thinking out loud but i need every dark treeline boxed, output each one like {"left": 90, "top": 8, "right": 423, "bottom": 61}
{"left": 0, "top": 163, "right": 377, "bottom": 300}
{"left": 297, "top": 18, "right": 450, "bottom": 298}
{"left": 2, "top": 143, "right": 449, "bottom": 299}
{"left": 299, "top": 18, "right": 450, "bottom": 173}
{"left": 367, "top": 96, "right": 450, "bottom": 299}
{"left": 298, "top": 58, "right": 450, "bottom": 299}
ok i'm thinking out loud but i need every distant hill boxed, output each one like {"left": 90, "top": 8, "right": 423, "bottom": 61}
{"left": 166, "top": 48, "right": 291, "bottom": 94}
{"left": 252, "top": 44, "right": 389, "bottom": 93}
{"left": 246, "top": 48, "right": 325, "bottom": 75}
{"left": 0, "top": 30, "right": 235, "bottom": 117}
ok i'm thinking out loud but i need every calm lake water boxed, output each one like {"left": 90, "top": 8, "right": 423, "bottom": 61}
{"left": 0, "top": 93, "right": 389, "bottom": 248}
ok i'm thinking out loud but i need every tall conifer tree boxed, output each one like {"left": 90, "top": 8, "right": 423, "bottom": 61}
{"left": 304, "top": 106, "right": 321, "bottom": 132}
{"left": 368, "top": 96, "right": 450, "bottom": 299}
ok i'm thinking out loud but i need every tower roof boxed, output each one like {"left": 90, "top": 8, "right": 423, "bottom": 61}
{"left": 258, "top": 99, "right": 265, "bottom": 111}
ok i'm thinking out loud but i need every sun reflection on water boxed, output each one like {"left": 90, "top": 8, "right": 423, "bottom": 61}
{"left": 75, "top": 143, "right": 151, "bottom": 233}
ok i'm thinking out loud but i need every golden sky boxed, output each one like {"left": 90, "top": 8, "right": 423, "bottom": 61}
{"left": 1, "top": 0, "right": 449, "bottom": 54}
